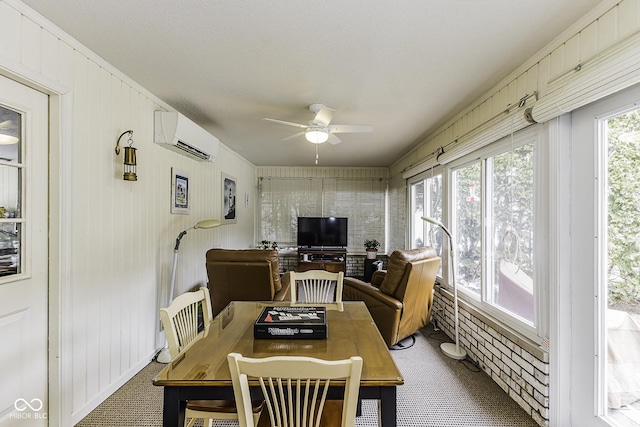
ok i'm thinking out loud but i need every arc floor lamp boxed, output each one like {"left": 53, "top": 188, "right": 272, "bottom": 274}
{"left": 157, "top": 219, "right": 221, "bottom": 364}
{"left": 422, "top": 216, "right": 467, "bottom": 360}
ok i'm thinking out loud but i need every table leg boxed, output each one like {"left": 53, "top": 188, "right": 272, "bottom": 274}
{"left": 163, "top": 387, "right": 185, "bottom": 427}
{"left": 378, "top": 386, "right": 397, "bottom": 427}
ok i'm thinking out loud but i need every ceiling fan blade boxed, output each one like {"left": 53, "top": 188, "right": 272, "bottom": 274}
{"left": 281, "top": 131, "right": 305, "bottom": 141}
{"left": 263, "top": 118, "right": 309, "bottom": 129}
{"left": 312, "top": 106, "right": 335, "bottom": 126}
{"left": 328, "top": 124, "right": 373, "bottom": 134}
{"left": 327, "top": 134, "right": 342, "bottom": 145}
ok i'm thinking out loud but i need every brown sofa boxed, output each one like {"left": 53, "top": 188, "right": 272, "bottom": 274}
{"left": 343, "top": 247, "right": 441, "bottom": 347}
{"left": 206, "top": 248, "right": 291, "bottom": 317}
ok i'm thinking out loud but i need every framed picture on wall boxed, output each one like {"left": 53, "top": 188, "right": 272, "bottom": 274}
{"left": 222, "top": 172, "right": 237, "bottom": 224}
{"left": 171, "top": 168, "right": 189, "bottom": 214}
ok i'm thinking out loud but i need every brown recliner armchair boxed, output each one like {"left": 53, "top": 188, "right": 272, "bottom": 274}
{"left": 206, "top": 248, "right": 291, "bottom": 317}
{"left": 343, "top": 247, "right": 441, "bottom": 347}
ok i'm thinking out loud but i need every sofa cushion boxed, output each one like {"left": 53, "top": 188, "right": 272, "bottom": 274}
{"left": 379, "top": 247, "right": 436, "bottom": 296}
{"left": 206, "top": 248, "right": 281, "bottom": 292}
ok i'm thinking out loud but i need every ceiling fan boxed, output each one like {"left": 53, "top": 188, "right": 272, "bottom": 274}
{"left": 264, "top": 104, "right": 373, "bottom": 145}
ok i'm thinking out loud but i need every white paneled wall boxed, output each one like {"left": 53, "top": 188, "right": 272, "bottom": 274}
{"left": 0, "top": 1, "right": 256, "bottom": 424}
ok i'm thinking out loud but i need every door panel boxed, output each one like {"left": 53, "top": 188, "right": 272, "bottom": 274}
{"left": 569, "top": 83, "right": 640, "bottom": 426}
{"left": 0, "top": 76, "right": 49, "bottom": 426}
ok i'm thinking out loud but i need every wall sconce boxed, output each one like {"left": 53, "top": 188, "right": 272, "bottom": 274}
{"left": 115, "top": 130, "right": 137, "bottom": 181}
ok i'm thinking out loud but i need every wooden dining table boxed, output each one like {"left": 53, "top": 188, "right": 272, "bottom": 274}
{"left": 153, "top": 300, "right": 404, "bottom": 427}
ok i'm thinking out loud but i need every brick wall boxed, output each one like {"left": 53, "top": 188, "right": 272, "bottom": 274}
{"left": 278, "top": 253, "right": 388, "bottom": 279}
{"left": 431, "top": 287, "right": 549, "bottom": 427}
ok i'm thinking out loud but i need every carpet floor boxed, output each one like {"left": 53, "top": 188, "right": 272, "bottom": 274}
{"left": 76, "top": 324, "right": 537, "bottom": 426}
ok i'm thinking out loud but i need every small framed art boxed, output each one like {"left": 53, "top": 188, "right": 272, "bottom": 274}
{"left": 222, "top": 172, "right": 237, "bottom": 223}
{"left": 171, "top": 168, "right": 189, "bottom": 214}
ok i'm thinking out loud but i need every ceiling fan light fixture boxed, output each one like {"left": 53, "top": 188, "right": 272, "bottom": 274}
{"left": 0, "top": 134, "right": 18, "bottom": 145}
{"left": 305, "top": 129, "right": 328, "bottom": 144}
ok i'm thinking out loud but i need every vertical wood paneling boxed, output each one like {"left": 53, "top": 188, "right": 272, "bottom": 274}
{"left": 41, "top": 29, "right": 59, "bottom": 82}
{"left": 598, "top": 6, "right": 619, "bottom": 51}
{"left": 2, "top": 4, "right": 264, "bottom": 422}
{"left": 0, "top": 3, "right": 21, "bottom": 62}
{"left": 98, "top": 67, "right": 112, "bottom": 392}
{"left": 85, "top": 58, "right": 101, "bottom": 401}
{"left": 109, "top": 74, "right": 122, "bottom": 384}
{"left": 549, "top": 45, "right": 565, "bottom": 81}
{"left": 581, "top": 21, "right": 599, "bottom": 61}
{"left": 119, "top": 82, "right": 132, "bottom": 373}
{"left": 58, "top": 41, "right": 74, "bottom": 87}
{"left": 538, "top": 55, "right": 551, "bottom": 97}
{"left": 564, "top": 34, "right": 580, "bottom": 70}
{"left": 618, "top": 0, "right": 640, "bottom": 38}
{"left": 21, "top": 15, "right": 41, "bottom": 72}
{"left": 71, "top": 49, "right": 89, "bottom": 411}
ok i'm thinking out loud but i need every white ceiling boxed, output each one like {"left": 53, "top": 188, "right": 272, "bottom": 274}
{"left": 22, "top": 0, "right": 601, "bottom": 167}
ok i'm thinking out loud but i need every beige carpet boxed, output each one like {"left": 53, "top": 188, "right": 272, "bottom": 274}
{"left": 76, "top": 324, "right": 538, "bottom": 426}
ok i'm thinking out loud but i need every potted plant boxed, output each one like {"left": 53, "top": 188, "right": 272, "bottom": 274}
{"left": 364, "top": 239, "right": 380, "bottom": 259}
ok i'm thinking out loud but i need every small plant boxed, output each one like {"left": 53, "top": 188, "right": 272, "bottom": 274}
{"left": 364, "top": 239, "right": 380, "bottom": 250}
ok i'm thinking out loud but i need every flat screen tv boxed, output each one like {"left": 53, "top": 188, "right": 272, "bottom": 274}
{"left": 297, "top": 217, "right": 348, "bottom": 248}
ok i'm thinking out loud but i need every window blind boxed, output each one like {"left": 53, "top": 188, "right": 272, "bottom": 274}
{"left": 531, "top": 31, "right": 640, "bottom": 124}
{"left": 258, "top": 177, "right": 386, "bottom": 252}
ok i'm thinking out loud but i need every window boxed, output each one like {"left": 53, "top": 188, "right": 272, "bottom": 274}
{"left": 0, "top": 104, "right": 22, "bottom": 278}
{"left": 258, "top": 177, "right": 386, "bottom": 252}
{"left": 601, "top": 107, "right": 640, "bottom": 422}
{"left": 452, "top": 161, "right": 482, "bottom": 294}
{"left": 447, "top": 125, "right": 541, "bottom": 331}
{"left": 409, "top": 171, "right": 443, "bottom": 257}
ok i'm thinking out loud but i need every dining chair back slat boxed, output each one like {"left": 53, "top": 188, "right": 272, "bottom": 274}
{"left": 228, "top": 353, "right": 363, "bottom": 427}
{"left": 290, "top": 270, "right": 344, "bottom": 304}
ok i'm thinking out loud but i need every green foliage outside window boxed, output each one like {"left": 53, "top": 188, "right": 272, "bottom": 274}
{"left": 607, "top": 111, "right": 640, "bottom": 305}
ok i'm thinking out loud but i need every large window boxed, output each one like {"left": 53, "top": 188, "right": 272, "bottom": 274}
{"left": 408, "top": 125, "right": 544, "bottom": 334}
{"left": 258, "top": 177, "right": 386, "bottom": 252}
{"left": 450, "top": 128, "right": 539, "bottom": 328}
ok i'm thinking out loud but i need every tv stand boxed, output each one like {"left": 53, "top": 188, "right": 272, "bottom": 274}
{"left": 297, "top": 248, "right": 346, "bottom": 273}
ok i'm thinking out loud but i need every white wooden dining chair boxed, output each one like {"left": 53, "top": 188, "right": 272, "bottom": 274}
{"left": 160, "top": 287, "right": 262, "bottom": 426}
{"left": 289, "top": 270, "right": 344, "bottom": 304}
{"left": 227, "top": 352, "right": 363, "bottom": 427}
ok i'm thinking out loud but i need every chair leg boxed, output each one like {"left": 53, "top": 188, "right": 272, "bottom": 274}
{"left": 185, "top": 418, "right": 195, "bottom": 427}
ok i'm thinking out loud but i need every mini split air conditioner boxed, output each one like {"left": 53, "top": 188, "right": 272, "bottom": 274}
{"left": 154, "top": 111, "right": 219, "bottom": 162}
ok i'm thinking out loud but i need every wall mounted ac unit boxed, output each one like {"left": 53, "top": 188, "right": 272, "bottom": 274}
{"left": 154, "top": 111, "right": 219, "bottom": 162}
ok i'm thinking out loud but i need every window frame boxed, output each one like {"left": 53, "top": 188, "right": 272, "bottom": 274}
{"left": 407, "top": 166, "right": 444, "bottom": 251}
{"left": 438, "top": 125, "right": 548, "bottom": 342}
{"left": 258, "top": 176, "right": 386, "bottom": 253}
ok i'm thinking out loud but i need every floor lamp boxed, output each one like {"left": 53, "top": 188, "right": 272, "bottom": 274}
{"left": 156, "top": 219, "right": 221, "bottom": 364}
{"left": 421, "top": 216, "right": 467, "bottom": 360}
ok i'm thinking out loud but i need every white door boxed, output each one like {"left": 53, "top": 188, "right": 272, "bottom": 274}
{"left": 0, "top": 76, "right": 49, "bottom": 426}
{"left": 569, "top": 83, "right": 640, "bottom": 426}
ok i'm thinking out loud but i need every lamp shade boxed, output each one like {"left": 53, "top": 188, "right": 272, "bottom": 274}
{"left": 305, "top": 129, "right": 329, "bottom": 144}
{"left": 0, "top": 134, "right": 18, "bottom": 145}
{"left": 194, "top": 219, "right": 222, "bottom": 229}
